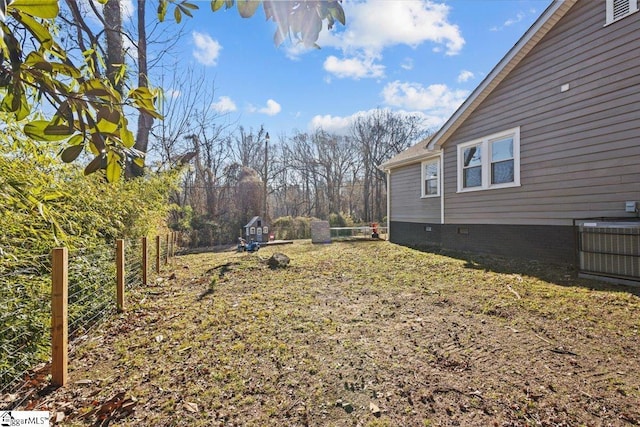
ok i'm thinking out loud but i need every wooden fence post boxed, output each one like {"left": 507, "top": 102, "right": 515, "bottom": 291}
{"left": 116, "top": 239, "right": 125, "bottom": 312}
{"left": 51, "top": 247, "right": 68, "bottom": 387}
{"left": 155, "top": 235, "right": 161, "bottom": 273}
{"left": 165, "top": 234, "right": 170, "bottom": 265}
{"left": 142, "top": 237, "right": 148, "bottom": 286}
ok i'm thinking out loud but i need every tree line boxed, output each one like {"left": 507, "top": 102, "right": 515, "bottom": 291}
{"left": 158, "top": 83, "right": 429, "bottom": 244}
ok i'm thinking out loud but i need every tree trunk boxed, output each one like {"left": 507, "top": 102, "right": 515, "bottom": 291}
{"left": 103, "top": 0, "right": 124, "bottom": 94}
{"left": 128, "top": 0, "right": 153, "bottom": 178}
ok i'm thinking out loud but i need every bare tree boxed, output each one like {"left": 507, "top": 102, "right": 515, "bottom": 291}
{"left": 152, "top": 69, "right": 211, "bottom": 167}
{"left": 351, "top": 109, "right": 429, "bottom": 222}
{"left": 285, "top": 132, "right": 321, "bottom": 217}
{"left": 231, "top": 126, "right": 269, "bottom": 172}
{"left": 271, "top": 139, "right": 305, "bottom": 218}
{"left": 313, "top": 131, "right": 357, "bottom": 215}
{"left": 237, "top": 167, "right": 263, "bottom": 225}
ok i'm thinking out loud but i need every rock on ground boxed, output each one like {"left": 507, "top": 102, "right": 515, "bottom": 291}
{"left": 267, "top": 252, "right": 290, "bottom": 268}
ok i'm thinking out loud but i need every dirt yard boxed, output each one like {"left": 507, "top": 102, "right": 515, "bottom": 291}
{"left": 12, "top": 241, "right": 640, "bottom": 426}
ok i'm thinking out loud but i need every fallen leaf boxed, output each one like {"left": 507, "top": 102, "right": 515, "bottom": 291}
{"left": 369, "top": 402, "right": 381, "bottom": 417}
{"left": 184, "top": 401, "right": 199, "bottom": 413}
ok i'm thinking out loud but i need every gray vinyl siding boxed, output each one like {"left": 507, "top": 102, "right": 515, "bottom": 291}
{"left": 443, "top": 1, "right": 640, "bottom": 226}
{"left": 389, "top": 164, "right": 441, "bottom": 223}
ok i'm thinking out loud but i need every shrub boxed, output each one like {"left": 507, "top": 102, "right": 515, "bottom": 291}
{"left": 0, "top": 136, "right": 178, "bottom": 390}
{"left": 272, "top": 216, "right": 315, "bottom": 240}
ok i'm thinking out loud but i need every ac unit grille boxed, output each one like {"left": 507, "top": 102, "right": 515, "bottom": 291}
{"left": 578, "top": 222, "right": 640, "bottom": 281}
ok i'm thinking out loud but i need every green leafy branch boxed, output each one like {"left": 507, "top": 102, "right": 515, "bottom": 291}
{"left": 0, "top": 0, "right": 161, "bottom": 182}
{"left": 158, "top": 0, "right": 346, "bottom": 48}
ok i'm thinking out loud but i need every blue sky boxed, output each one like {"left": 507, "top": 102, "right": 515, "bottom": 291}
{"left": 129, "top": 0, "right": 552, "bottom": 139}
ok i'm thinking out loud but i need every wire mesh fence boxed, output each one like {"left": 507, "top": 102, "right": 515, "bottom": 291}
{"left": 67, "top": 244, "right": 116, "bottom": 339}
{"left": 124, "top": 238, "right": 144, "bottom": 289}
{"left": 0, "top": 234, "right": 177, "bottom": 397}
{"left": 159, "top": 235, "right": 170, "bottom": 268}
{"left": 0, "top": 253, "right": 51, "bottom": 396}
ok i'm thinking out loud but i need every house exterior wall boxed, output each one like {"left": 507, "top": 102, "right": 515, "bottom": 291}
{"left": 442, "top": 1, "right": 640, "bottom": 227}
{"left": 389, "top": 222, "right": 575, "bottom": 264}
{"left": 389, "top": 163, "right": 441, "bottom": 223}
{"left": 388, "top": 1, "right": 640, "bottom": 265}
{"left": 389, "top": 222, "right": 442, "bottom": 249}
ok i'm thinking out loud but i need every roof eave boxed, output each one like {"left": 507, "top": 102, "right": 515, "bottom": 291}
{"left": 380, "top": 149, "right": 441, "bottom": 171}
{"left": 427, "top": 0, "right": 577, "bottom": 151}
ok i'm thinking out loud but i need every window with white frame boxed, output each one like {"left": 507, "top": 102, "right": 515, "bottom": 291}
{"left": 462, "top": 143, "right": 482, "bottom": 189}
{"left": 457, "top": 127, "right": 520, "bottom": 192}
{"left": 421, "top": 158, "right": 440, "bottom": 197}
{"left": 606, "top": 0, "right": 638, "bottom": 25}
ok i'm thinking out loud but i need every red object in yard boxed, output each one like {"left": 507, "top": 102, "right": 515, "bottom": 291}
{"left": 269, "top": 233, "right": 275, "bottom": 241}
{"left": 371, "top": 222, "right": 379, "bottom": 238}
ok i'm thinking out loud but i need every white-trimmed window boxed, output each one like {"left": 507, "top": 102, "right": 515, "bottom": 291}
{"left": 606, "top": 0, "right": 638, "bottom": 25}
{"left": 421, "top": 158, "right": 440, "bottom": 197}
{"left": 457, "top": 127, "right": 520, "bottom": 192}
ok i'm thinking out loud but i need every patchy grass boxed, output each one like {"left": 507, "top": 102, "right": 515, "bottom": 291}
{"left": 17, "top": 241, "right": 640, "bottom": 426}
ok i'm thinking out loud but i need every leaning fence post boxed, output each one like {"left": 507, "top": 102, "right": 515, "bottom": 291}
{"left": 142, "top": 237, "right": 148, "bottom": 286}
{"left": 51, "top": 247, "right": 68, "bottom": 387}
{"left": 116, "top": 239, "right": 125, "bottom": 312}
{"left": 155, "top": 235, "right": 161, "bottom": 273}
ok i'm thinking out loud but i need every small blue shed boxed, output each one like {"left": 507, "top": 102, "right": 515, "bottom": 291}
{"left": 245, "top": 216, "right": 269, "bottom": 243}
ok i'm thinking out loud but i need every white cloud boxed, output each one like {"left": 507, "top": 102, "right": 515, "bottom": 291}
{"left": 401, "top": 58, "right": 414, "bottom": 71}
{"left": 310, "top": 114, "right": 357, "bottom": 134}
{"left": 316, "top": 1, "right": 463, "bottom": 80}
{"left": 284, "top": 43, "right": 309, "bottom": 61}
{"left": 121, "top": 0, "right": 134, "bottom": 19}
{"left": 382, "top": 80, "right": 468, "bottom": 114}
{"left": 323, "top": 54, "right": 385, "bottom": 79}
{"left": 211, "top": 96, "right": 237, "bottom": 113}
{"left": 192, "top": 31, "right": 222, "bottom": 66}
{"left": 309, "top": 108, "right": 445, "bottom": 135}
{"left": 490, "top": 10, "right": 535, "bottom": 31}
{"left": 504, "top": 12, "right": 525, "bottom": 27}
{"left": 319, "top": 0, "right": 464, "bottom": 56}
{"left": 253, "top": 99, "right": 281, "bottom": 116}
{"left": 164, "top": 88, "right": 181, "bottom": 99}
{"left": 457, "top": 70, "right": 474, "bottom": 83}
